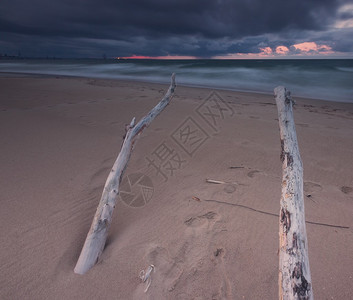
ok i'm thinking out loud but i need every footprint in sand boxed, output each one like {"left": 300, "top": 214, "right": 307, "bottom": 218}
{"left": 247, "top": 170, "right": 260, "bottom": 178}
{"left": 211, "top": 247, "right": 232, "bottom": 300}
{"left": 341, "top": 186, "right": 353, "bottom": 194}
{"left": 223, "top": 184, "right": 236, "bottom": 194}
{"left": 143, "top": 209, "right": 232, "bottom": 299}
{"left": 304, "top": 182, "right": 323, "bottom": 194}
{"left": 182, "top": 211, "right": 232, "bottom": 299}
{"left": 184, "top": 211, "right": 219, "bottom": 228}
{"left": 140, "top": 246, "right": 183, "bottom": 294}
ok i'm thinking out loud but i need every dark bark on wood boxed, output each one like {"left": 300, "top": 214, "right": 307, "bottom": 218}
{"left": 275, "top": 86, "right": 313, "bottom": 300}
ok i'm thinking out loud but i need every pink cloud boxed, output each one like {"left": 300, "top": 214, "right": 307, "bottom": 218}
{"left": 275, "top": 46, "right": 289, "bottom": 55}
{"left": 260, "top": 47, "right": 273, "bottom": 55}
{"left": 212, "top": 41, "right": 338, "bottom": 59}
{"left": 293, "top": 42, "right": 334, "bottom": 54}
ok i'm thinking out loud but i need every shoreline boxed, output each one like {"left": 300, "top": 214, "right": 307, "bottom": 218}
{"left": 1, "top": 75, "right": 352, "bottom": 299}
{"left": 1, "top": 71, "right": 353, "bottom": 106}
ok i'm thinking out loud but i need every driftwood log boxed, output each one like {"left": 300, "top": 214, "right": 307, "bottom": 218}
{"left": 74, "top": 74, "right": 176, "bottom": 275}
{"left": 275, "top": 86, "right": 313, "bottom": 299}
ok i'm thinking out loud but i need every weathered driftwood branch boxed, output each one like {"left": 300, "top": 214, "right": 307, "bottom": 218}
{"left": 275, "top": 86, "right": 313, "bottom": 299}
{"left": 74, "top": 73, "right": 176, "bottom": 275}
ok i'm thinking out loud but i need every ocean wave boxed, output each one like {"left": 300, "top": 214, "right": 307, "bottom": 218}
{"left": 336, "top": 67, "right": 353, "bottom": 73}
{"left": 1, "top": 59, "right": 352, "bottom": 103}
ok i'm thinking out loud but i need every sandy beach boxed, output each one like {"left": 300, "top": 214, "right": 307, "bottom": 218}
{"left": 1, "top": 75, "right": 352, "bottom": 299}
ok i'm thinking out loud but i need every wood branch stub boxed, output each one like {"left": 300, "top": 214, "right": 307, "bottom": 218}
{"left": 74, "top": 74, "right": 176, "bottom": 275}
{"left": 275, "top": 86, "right": 313, "bottom": 300}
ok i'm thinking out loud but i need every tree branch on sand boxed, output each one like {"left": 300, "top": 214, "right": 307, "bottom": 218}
{"left": 275, "top": 86, "right": 313, "bottom": 300}
{"left": 74, "top": 74, "right": 176, "bottom": 275}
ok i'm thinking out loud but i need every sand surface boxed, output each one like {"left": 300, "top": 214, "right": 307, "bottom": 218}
{"left": 0, "top": 75, "right": 352, "bottom": 299}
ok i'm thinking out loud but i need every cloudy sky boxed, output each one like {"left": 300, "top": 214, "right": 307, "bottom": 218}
{"left": 1, "top": 0, "right": 353, "bottom": 59}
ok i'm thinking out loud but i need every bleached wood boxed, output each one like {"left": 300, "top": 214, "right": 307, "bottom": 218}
{"left": 74, "top": 74, "right": 176, "bottom": 275}
{"left": 275, "top": 86, "right": 313, "bottom": 300}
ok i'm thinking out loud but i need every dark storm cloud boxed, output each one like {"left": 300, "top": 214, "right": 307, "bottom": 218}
{"left": 0, "top": 0, "right": 351, "bottom": 57}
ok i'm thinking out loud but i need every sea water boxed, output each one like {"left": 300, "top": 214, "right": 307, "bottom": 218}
{"left": 0, "top": 59, "right": 352, "bottom": 103}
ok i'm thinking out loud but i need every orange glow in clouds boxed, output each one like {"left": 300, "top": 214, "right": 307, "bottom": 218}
{"left": 275, "top": 46, "right": 289, "bottom": 55}
{"left": 259, "top": 47, "right": 272, "bottom": 55}
{"left": 293, "top": 42, "right": 333, "bottom": 54}
{"left": 123, "top": 42, "right": 335, "bottom": 60}
{"left": 257, "top": 42, "right": 334, "bottom": 57}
